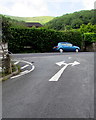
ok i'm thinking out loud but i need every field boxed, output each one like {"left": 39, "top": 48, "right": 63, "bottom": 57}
{"left": 5, "top": 15, "right": 54, "bottom": 24}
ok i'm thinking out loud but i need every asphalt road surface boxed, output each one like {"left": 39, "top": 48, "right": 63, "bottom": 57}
{"left": 2, "top": 52, "right": 94, "bottom": 118}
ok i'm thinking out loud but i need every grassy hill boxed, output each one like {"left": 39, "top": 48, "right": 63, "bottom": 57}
{"left": 4, "top": 15, "right": 54, "bottom": 25}
{"left": 1, "top": 9, "right": 96, "bottom": 29}
{"left": 45, "top": 10, "right": 96, "bottom": 30}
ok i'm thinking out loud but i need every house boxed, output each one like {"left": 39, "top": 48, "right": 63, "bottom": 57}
{"left": 25, "top": 22, "right": 43, "bottom": 28}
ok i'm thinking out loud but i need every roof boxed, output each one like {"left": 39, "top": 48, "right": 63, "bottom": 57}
{"left": 59, "top": 42, "right": 71, "bottom": 44}
{"left": 25, "top": 22, "right": 43, "bottom": 27}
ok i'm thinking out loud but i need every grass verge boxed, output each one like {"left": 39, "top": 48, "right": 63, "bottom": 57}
{"left": 0, "top": 64, "right": 21, "bottom": 81}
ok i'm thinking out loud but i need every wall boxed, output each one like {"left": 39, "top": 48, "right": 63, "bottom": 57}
{"left": 85, "top": 42, "right": 96, "bottom": 52}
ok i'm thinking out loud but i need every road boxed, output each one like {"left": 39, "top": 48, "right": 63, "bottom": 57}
{"left": 2, "top": 52, "right": 94, "bottom": 118}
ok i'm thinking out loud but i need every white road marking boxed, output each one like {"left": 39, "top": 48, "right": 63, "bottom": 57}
{"left": 49, "top": 64, "right": 68, "bottom": 81}
{"left": 20, "top": 70, "right": 29, "bottom": 74}
{"left": 69, "top": 61, "right": 80, "bottom": 66}
{"left": 14, "top": 61, "right": 19, "bottom": 65}
{"left": 49, "top": 61, "right": 80, "bottom": 82}
{"left": 56, "top": 61, "right": 66, "bottom": 66}
{"left": 11, "top": 60, "right": 35, "bottom": 79}
{"left": 68, "top": 57, "right": 72, "bottom": 59}
{"left": 21, "top": 64, "right": 29, "bottom": 70}
{"left": 11, "top": 70, "right": 29, "bottom": 79}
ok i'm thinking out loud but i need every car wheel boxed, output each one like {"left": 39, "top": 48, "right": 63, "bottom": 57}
{"left": 59, "top": 49, "right": 63, "bottom": 53}
{"left": 76, "top": 49, "right": 79, "bottom": 52}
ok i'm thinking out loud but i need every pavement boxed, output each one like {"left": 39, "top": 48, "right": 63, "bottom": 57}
{"left": 2, "top": 52, "right": 94, "bottom": 118}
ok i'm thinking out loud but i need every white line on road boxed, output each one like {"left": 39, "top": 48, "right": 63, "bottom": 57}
{"left": 11, "top": 70, "right": 29, "bottom": 79}
{"left": 11, "top": 60, "right": 35, "bottom": 79}
{"left": 68, "top": 57, "right": 72, "bottom": 59}
{"left": 20, "top": 70, "right": 29, "bottom": 74}
{"left": 21, "top": 64, "right": 29, "bottom": 70}
{"left": 14, "top": 61, "right": 19, "bottom": 65}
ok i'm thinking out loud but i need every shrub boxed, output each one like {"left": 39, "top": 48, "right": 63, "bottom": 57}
{"left": 84, "top": 33, "right": 96, "bottom": 42}
{"left": 8, "top": 28, "right": 82, "bottom": 53}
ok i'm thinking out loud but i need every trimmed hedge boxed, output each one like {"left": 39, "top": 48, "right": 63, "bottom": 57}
{"left": 84, "top": 33, "right": 96, "bottom": 42}
{"left": 8, "top": 28, "right": 82, "bottom": 53}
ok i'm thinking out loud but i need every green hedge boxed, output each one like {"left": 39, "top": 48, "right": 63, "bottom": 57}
{"left": 84, "top": 33, "right": 96, "bottom": 42}
{"left": 8, "top": 28, "right": 82, "bottom": 53}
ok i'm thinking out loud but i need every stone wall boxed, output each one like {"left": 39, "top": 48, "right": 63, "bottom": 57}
{"left": 85, "top": 42, "right": 96, "bottom": 52}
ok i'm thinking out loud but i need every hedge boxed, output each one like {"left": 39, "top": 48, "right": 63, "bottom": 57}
{"left": 84, "top": 33, "right": 96, "bottom": 42}
{"left": 8, "top": 28, "right": 82, "bottom": 53}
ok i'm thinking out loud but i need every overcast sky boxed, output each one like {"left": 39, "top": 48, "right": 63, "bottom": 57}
{"left": 0, "top": 0, "right": 96, "bottom": 17}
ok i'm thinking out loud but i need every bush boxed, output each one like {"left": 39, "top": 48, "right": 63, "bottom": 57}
{"left": 8, "top": 28, "right": 82, "bottom": 53}
{"left": 84, "top": 33, "right": 96, "bottom": 42}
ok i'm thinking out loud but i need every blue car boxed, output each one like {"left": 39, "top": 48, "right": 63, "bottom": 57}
{"left": 53, "top": 42, "right": 80, "bottom": 53}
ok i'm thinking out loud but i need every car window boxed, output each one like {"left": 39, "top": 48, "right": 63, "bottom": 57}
{"left": 66, "top": 44, "right": 72, "bottom": 47}
{"left": 58, "top": 43, "right": 62, "bottom": 46}
{"left": 58, "top": 43, "right": 72, "bottom": 47}
{"left": 61, "top": 43, "right": 66, "bottom": 46}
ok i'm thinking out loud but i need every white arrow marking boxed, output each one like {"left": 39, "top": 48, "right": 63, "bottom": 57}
{"left": 70, "top": 61, "right": 80, "bottom": 66}
{"left": 56, "top": 61, "right": 66, "bottom": 66}
{"left": 49, "top": 61, "right": 80, "bottom": 82}
{"left": 67, "top": 61, "right": 80, "bottom": 67}
{"left": 49, "top": 64, "right": 68, "bottom": 81}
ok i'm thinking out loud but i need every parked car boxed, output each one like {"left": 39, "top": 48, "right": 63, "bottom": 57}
{"left": 53, "top": 42, "right": 80, "bottom": 53}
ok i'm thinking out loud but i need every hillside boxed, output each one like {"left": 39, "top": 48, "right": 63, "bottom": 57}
{"left": 1, "top": 9, "right": 96, "bottom": 29}
{"left": 4, "top": 15, "right": 54, "bottom": 25}
{"left": 45, "top": 10, "right": 96, "bottom": 30}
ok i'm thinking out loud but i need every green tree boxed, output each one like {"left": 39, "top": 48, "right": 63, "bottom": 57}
{"left": 71, "top": 19, "right": 83, "bottom": 29}
{"left": 2, "top": 16, "right": 11, "bottom": 43}
{"left": 79, "top": 23, "right": 96, "bottom": 33}
{"left": 45, "top": 10, "right": 95, "bottom": 31}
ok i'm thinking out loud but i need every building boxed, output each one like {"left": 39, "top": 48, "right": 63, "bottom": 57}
{"left": 25, "top": 22, "right": 43, "bottom": 28}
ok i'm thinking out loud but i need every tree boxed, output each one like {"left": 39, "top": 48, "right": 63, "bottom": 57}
{"left": 2, "top": 16, "right": 11, "bottom": 43}
{"left": 1, "top": 16, "right": 12, "bottom": 75}
{"left": 71, "top": 19, "right": 83, "bottom": 29}
{"left": 79, "top": 23, "right": 96, "bottom": 34}
{"left": 45, "top": 10, "right": 95, "bottom": 31}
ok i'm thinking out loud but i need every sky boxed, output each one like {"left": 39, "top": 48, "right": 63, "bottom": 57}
{"left": 0, "top": 0, "right": 96, "bottom": 17}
